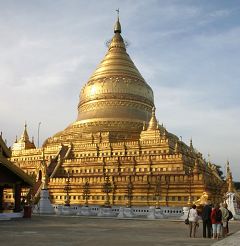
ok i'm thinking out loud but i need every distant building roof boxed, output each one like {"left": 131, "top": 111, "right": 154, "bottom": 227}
{"left": 12, "top": 123, "right": 36, "bottom": 151}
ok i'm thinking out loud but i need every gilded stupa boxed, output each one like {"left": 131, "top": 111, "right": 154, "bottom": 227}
{"left": 45, "top": 15, "right": 154, "bottom": 144}
{"left": 8, "top": 16, "right": 227, "bottom": 208}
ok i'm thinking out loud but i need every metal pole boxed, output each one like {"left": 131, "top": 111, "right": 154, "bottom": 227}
{"left": 37, "top": 122, "right": 41, "bottom": 148}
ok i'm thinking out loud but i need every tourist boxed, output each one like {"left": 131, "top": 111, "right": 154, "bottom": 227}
{"left": 220, "top": 203, "right": 229, "bottom": 237}
{"left": 202, "top": 201, "right": 212, "bottom": 238}
{"left": 211, "top": 204, "right": 222, "bottom": 239}
{"left": 188, "top": 204, "right": 199, "bottom": 238}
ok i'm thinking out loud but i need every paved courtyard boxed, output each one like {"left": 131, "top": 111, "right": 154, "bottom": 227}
{"left": 0, "top": 215, "right": 239, "bottom": 246}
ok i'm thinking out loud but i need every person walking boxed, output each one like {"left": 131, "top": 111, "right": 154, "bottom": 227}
{"left": 211, "top": 204, "right": 222, "bottom": 240}
{"left": 202, "top": 201, "right": 212, "bottom": 238}
{"left": 226, "top": 206, "right": 233, "bottom": 234}
{"left": 220, "top": 203, "right": 229, "bottom": 238}
{"left": 188, "top": 204, "right": 199, "bottom": 238}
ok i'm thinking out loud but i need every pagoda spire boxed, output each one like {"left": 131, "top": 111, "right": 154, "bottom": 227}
{"left": 12, "top": 122, "right": 36, "bottom": 151}
{"left": 19, "top": 122, "right": 30, "bottom": 143}
{"left": 226, "top": 160, "right": 230, "bottom": 175}
{"left": 108, "top": 12, "right": 125, "bottom": 51}
{"left": 190, "top": 138, "right": 194, "bottom": 150}
{"left": 147, "top": 107, "right": 158, "bottom": 130}
{"left": 226, "top": 161, "right": 234, "bottom": 192}
{"left": 114, "top": 8, "right": 121, "bottom": 33}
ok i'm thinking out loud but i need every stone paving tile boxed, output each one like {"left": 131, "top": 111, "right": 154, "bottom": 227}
{"left": 0, "top": 216, "right": 239, "bottom": 246}
{"left": 212, "top": 231, "right": 240, "bottom": 246}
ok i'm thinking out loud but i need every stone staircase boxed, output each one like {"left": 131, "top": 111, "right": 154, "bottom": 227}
{"left": 28, "top": 144, "right": 71, "bottom": 204}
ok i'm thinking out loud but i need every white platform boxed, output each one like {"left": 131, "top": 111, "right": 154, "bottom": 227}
{"left": 97, "top": 207, "right": 115, "bottom": 217}
{"left": 118, "top": 207, "right": 135, "bottom": 218}
{"left": 77, "top": 206, "right": 92, "bottom": 216}
{"left": 60, "top": 205, "right": 76, "bottom": 215}
{"left": 147, "top": 206, "right": 164, "bottom": 219}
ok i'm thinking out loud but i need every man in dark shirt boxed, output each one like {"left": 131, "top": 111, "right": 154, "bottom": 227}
{"left": 202, "top": 201, "right": 212, "bottom": 238}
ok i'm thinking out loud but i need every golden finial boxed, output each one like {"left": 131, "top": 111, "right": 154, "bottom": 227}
{"left": 147, "top": 106, "right": 158, "bottom": 130}
{"left": 227, "top": 160, "right": 230, "bottom": 171}
{"left": 190, "top": 138, "right": 193, "bottom": 149}
{"left": 114, "top": 8, "right": 121, "bottom": 33}
{"left": 226, "top": 161, "right": 233, "bottom": 192}
{"left": 226, "top": 160, "right": 231, "bottom": 179}
{"left": 20, "top": 121, "right": 30, "bottom": 142}
{"left": 15, "top": 135, "right": 18, "bottom": 143}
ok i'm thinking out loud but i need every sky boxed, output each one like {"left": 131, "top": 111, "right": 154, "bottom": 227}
{"left": 0, "top": 0, "right": 239, "bottom": 180}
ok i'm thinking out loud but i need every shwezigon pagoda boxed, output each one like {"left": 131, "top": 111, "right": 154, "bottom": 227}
{"left": 6, "top": 16, "right": 230, "bottom": 210}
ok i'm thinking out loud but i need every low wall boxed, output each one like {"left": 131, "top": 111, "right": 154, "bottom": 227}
{"left": 50, "top": 204, "right": 183, "bottom": 219}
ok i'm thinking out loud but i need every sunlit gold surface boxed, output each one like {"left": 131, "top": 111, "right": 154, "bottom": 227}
{"left": 8, "top": 17, "right": 228, "bottom": 208}
{"left": 12, "top": 123, "right": 35, "bottom": 151}
{"left": 194, "top": 192, "right": 209, "bottom": 206}
{"left": 77, "top": 19, "right": 154, "bottom": 134}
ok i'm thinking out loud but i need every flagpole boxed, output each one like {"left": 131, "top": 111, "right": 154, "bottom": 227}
{"left": 37, "top": 122, "right": 41, "bottom": 148}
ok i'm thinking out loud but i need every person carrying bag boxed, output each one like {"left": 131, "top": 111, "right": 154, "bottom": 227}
{"left": 185, "top": 209, "right": 190, "bottom": 225}
{"left": 188, "top": 204, "right": 199, "bottom": 238}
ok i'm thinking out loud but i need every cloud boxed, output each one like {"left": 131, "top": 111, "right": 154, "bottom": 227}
{"left": 152, "top": 85, "right": 240, "bottom": 178}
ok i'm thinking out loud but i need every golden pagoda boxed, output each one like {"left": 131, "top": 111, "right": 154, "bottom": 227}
{"left": 10, "top": 16, "right": 226, "bottom": 207}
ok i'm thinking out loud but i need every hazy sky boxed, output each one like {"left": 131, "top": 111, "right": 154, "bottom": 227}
{"left": 0, "top": 0, "right": 239, "bottom": 180}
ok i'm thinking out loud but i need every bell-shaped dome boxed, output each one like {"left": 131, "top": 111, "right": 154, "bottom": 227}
{"left": 76, "top": 17, "right": 154, "bottom": 134}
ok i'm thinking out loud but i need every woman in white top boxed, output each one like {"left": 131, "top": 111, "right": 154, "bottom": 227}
{"left": 188, "top": 204, "right": 199, "bottom": 238}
